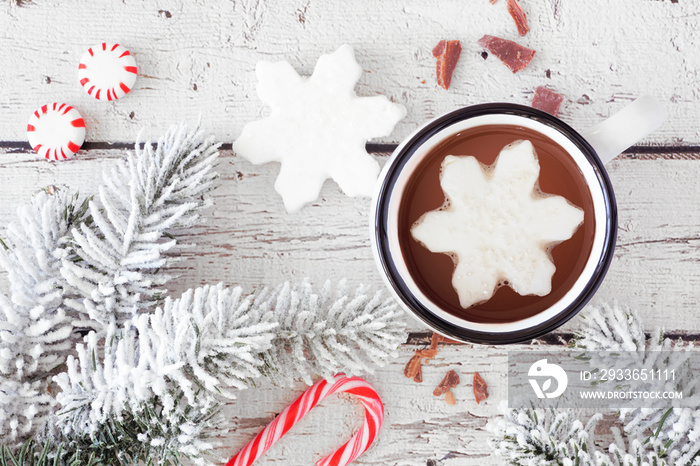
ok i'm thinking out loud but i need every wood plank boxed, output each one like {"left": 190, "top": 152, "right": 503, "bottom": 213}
{"left": 2, "top": 1, "right": 696, "bottom": 464}
{"left": 0, "top": 147, "right": 698, "bottom": 335}
{"left": 1, "top": 0, "right": 697, "bottom": 145}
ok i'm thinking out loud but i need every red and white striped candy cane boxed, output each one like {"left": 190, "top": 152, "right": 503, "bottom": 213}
{"left": 227, "top": 375, "right": 384, "bottom": 466}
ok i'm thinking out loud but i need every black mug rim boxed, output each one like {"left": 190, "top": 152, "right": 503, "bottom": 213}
{"left": 373, "top": 103, "right": 618, "bottom": 345}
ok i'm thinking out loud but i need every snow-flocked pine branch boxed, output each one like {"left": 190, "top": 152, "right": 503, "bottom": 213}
{"left": 53, "top": 281, "right": 405, "bottom": 431}
{"left": 575, "top": 303, "right": 650, "bottom": 352}
{"left": 0, "top": 189, "right": 89, "bottom": 445}
{"left": 260, "top": 280, "right": 406, "bottom": 386}
{"left": 488, "top": 405, "right": 602, "bottom": 465}
{"left": 577, "top": 303, "right": 700, "bottom": 464}
{"left": 52, "top": 280, "right": 404, "bottom": 464}
{"left": 0, "top": 124, "right": 221, "bottom": 448}
{"left": 60, "top": 125, "right": 219, "bottom": 326}
{"left": 490, "top": 303, "right": 700, "bottom": 466}
{"left": 0, "top": 189, "right": 89, "bottom": 376}
{"left": 0, "top": 123, "right": 407, "bottom": 464}
{"left": 53, "top": 284, "right": 277, "bottom": 438}
{"left": 488, "top": 405, "right": 669, "bottom": 466}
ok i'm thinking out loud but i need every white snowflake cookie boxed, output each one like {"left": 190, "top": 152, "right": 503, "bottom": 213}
{"left": 411, "top": 140, "right": 584, "bottom": 309}
{"left": 233, "top": 45, "right": 406, "bottom": 212}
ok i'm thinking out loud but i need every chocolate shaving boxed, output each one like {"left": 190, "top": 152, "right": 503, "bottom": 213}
{"left": 477, "top": 35, "right": 535, "bottom": 73}
{"left": 433, "top": 370, "right": 460, "bottom": 397}
{"left": 414, "top": 362, "right": 423, "bottom": 383}
{"left": 532, "top": 86, "right": 564, "bottom": 116}
{"left": 416, "top": 348, "right": 438, "bottom": 359}
{"left": 404, "top": 332, "right": 444, "bottom": 383}
{"left": 432, "top": 40, "right": 462, "bottom": 90}
{"left": 429, "top": 332, "right": 442, "bottom": 350}
{"left": 404, "top": 354, "right": 422, "bottom": 380}
{"left": 473, "top": 372, "right": 489, "bottom": 404}
{"left": 507, "top": 0, "right": 529, "bottom": 36}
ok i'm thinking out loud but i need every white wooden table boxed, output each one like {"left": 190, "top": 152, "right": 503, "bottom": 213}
{"left": 1, "top": 0, "right": 699, "bottom": 464}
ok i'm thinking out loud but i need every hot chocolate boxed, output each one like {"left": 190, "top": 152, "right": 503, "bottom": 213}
{"left": 397, "top": 124, "right": 596, "bottom": 324}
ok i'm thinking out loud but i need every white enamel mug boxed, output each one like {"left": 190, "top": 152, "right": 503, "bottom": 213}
{"left": 370, "top": 97, "right": 666, "bottom": 344}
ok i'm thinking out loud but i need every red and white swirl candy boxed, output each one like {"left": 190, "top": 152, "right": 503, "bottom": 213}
{"left": 78, "top": 42, "right": 137, "bottom": 101}
{"left": 228, "top": 375, "right": 384, "bottom": 466}
{"left": 26, "top": 103, "right": 86, "bottom": 160}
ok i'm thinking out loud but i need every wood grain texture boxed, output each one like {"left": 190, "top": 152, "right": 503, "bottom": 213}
{"left": 2, "top": 0, "right": 698, "bottom": 463}
{"left": 1, "top": 0, "right": 698, "bottom": 145}
{"left": 0, "top": 147, "right": 698, "bottom": 336}
{"left": 219, "top": 343, "right": 624, "bottom": 465}
{"left": 0, "top": 146, "right": 695, "bottom": 465}
{"left": 218, "top": 344, "right": 504, "bottom": 465}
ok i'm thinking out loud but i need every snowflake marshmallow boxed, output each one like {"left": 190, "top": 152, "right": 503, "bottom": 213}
{"left": 411, "top": 140, "right": 584, "bottom": 309}
{"left": 233, "top": 45, "right": 406, "bottom": 212}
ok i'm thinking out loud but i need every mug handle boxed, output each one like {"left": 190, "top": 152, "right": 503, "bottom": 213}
{"left": 581, "top": 95, "right": 667, "bottom": 165}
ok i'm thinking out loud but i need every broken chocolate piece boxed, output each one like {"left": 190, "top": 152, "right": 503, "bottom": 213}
{"left": 405, "top": 332, "right": 446, "bottom": 384}
{"left": 507, "top": 0, "right": 529, "bottom": 36}
{"left": 416, "top": 348, "right": 438, "bottom": 359}
{"left": 429, "top": 332, "right": 442, "bottom": 350}
{"left": 433, "top": 370, "right": 460, "bottom": 397}
{"left": 432, "top": 40, "right": 462, "bottom": 90}
{"left": 404, "top": 354, "right": 422, "bottom": 380}
{"left": 445, "top": 390, "right": 456, "bottom": 406}
{"left": 414, "top": 362, "right": 423, "bottom": 383}
{"left": 473, "top": 372, "right": 489, "bottom": 404}
{"left": 532, "top": 86, "right": 564, "bottom": 116}
{"left": 478, "top": 35, "right": 535, "bottom": 73}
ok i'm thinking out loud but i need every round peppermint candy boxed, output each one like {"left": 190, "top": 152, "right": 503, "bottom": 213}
{"left": 78, "top": 42, "right": 137, "bottom": 101}
{"left": 27, "top": 103, "right": 86, "bottom": 160}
